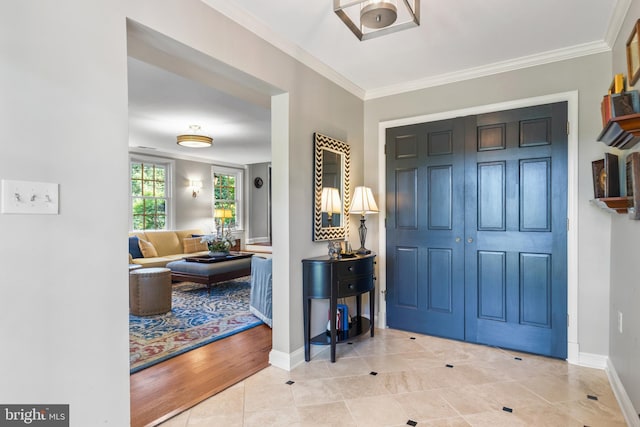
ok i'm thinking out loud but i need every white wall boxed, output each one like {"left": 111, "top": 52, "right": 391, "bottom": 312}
{"left": 0, "top": 0, "right": 364, "bottom": 424}
{"left": 364, "top": 52, "right": 614, "bottom": 358}
{"left": 0, "top": 1, "right": 131, "bottom": 424}
{"left": 173, "top": 157, "right": 217, "bottom": 232}
{"left": 609, "top": 0, "right": 640, "bottom": 413}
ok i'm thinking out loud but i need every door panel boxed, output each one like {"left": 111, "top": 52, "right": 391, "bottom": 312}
{"left": 386, "top": 102, "right": 567, "bottom": 358}
{"left": 428, "top": 166, "right": 453, "bottom": 229}
{"left": 386, "top": 120, "right": 465, "bottom": 339}
{"left": 396, "top": 246, "right": 418, "bottom": 307}
{"left": 465, "top": 102, "right": 567, "bottom": 358}
{"left": 477, "top": 250, "right": 506, "bottom": 321}
{"left": 520, "top": 158, "right": 551, "bottom": 231}
{"left": 477, "top": 161, "right": 506, "bottom": 231}
{"left": 396, "top": 168, "right": 418, "bottom": 229}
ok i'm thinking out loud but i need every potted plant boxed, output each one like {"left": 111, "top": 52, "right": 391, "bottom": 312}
{"left": 200, "top": 233, "right": 233, "bottom": 256}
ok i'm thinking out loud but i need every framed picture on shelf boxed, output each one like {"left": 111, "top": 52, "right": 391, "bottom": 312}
{"left": 626, "top": 152, "right": 640, "bottom": 220}
{"left": 604, "top": 153, "right": 620, "bottom": 197}
{"left": 627, "top": 19, "right": 640, "bottom": 86}
{"left": 592, "top": 155, "right": 620, "bottom": 199}
{"left": 592, "top": 159, "right": 605, "bottom": 199}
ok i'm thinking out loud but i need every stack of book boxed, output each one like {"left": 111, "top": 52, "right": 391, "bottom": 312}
{"left": 599, "top": 73, "right": 640, "bottom": 149}
{"left": 601, "top": 74, "right": 640, "bottom": 125}
{"left": 328, "top": 304, "right": 350, "bottom": 332}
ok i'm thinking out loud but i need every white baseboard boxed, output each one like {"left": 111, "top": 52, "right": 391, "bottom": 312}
{"left": 269, "top": 347, "right": 307, "bottom": 371}
{"left": 572, "top": 351, "right": 608, "bottom": 369}
{"left": 607, "top": 358, "right": 640, "bottom": 427}
{"left": 376, "top": 311, "right": 386, "bottom": 329}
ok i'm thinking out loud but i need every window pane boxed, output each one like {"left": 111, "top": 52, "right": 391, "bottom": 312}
{"left": 155, "top": 166, "right": 165, "bottom": 181}
{"left": 131, "top": 180, "right": 142, "bottom": 196}
{"left": 144, "top": 199, "right": 156, "bottom": 215}
{"left": 131, "top": 163, "right": 142, "bottom": 179}
{"left": 132, "top": 198, "right": 144, "bottom": 214}
{"left": 156, "top": 181, "right": 165, "bottom": 197}
{"left": 144, "top": 216, "right": 156, "bottom": 230}
{"left": 132, "top": 216, "right": 144, "bottom": 230}
{"left": 143, "top": 164, "right": 154, "bottom": 180}
{"left": 142, "top": 180, "right": 154, "bottom": 197}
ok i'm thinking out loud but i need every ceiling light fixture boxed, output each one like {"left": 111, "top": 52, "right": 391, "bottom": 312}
{"left": 176, "top": 125, "right": 212, "bottom": 148}
{"left": 334, "top": 0, "right": 419, "bottom": 41}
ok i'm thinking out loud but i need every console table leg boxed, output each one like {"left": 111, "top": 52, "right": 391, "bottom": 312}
{"left": 330, "top": 295, "right": 337, "bottom": 363}
{"left": 304, "top": 298, "right": 311, "bottom": 362}
{"left": 370, "top": 289, "right": 375, "bottom": 337}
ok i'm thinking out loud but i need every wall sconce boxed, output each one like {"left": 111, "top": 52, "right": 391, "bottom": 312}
{"left": 190, "top": 180, "right": 203, "bottom": 198}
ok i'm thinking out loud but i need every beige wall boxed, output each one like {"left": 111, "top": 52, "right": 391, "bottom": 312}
{"left": 609, "top": 0, "right": 640, "bottom": 413}
{"left": 247, "top": 162, "right": 271, "bottom": 242}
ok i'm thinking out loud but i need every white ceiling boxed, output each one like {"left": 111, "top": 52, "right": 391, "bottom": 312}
{"left": 128, "top": 0, "right": 626, "bottom": 163}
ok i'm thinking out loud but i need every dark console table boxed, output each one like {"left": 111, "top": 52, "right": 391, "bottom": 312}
{"left": 302, "top": 253, "right": 376, "bottom": 362}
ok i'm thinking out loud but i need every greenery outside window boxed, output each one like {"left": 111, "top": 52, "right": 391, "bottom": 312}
{"left": 130, "top": 157, "right": 173, "bottom": 230}
{"left": 213, "top": 167, "right": 243, "bottom": 233}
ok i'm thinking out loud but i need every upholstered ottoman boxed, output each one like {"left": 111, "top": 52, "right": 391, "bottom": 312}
{"left": 129, "top": 267, "right": 172, "bottom": 316}
{"left": 166, "top": 255, "right": 252, "bottom": 295}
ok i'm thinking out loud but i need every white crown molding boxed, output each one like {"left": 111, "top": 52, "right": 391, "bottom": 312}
{"left": 201, "top": 0, "right": 366, "bottom": 99}
{"left": 604, "top": 0, "right": 632, "bottom": 48}
{"left": 365, "top": 41, "right": 611, "bottom": 100}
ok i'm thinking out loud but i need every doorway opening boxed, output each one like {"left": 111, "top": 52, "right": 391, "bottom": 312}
{"left": 126, "top": 20, "right": 289, "bottom": 425}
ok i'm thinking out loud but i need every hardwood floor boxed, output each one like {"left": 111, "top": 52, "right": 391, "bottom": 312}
{"left": 130, "top": 324, "right": 272, "bottom": 427}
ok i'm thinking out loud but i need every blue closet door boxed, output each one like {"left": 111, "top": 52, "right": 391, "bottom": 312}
{"left": 385, "top": 119, "right": 466, "bottom": 339}
{"left": 386, "top": 102, "right": 567, "bottom": 359}
{"left": 464, "top": 103, "right": 567, "bottom": 358}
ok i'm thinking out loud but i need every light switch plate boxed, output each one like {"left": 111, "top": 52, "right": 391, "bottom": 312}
{"left": 1, "top": 179, "right": 59, "bottom": 214}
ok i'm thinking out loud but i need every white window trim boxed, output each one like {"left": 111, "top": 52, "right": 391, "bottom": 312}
{"left": 129, "top": 154, "right": 175, "bottom": 231}
{"left": 212, "top": 165, "right": 244, "bottom": 232}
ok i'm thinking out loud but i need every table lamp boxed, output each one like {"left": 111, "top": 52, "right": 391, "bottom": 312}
{"left": 214, "top": 207, "right": 233, "bottom": 236}
{"left": 349, "top": 186, "right": 379, "bottom": 254}
{"left": 321, "top": 187, "right": 342, "bottom": 227}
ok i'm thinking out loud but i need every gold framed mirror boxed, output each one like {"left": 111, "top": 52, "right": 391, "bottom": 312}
{"left": 313, "top": 133, "right": 350, "bottom": 241}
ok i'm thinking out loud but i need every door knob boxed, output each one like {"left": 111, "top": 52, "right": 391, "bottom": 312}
{"left": 455, "top": 237, "right": 461, "bottom": 243}
{"left": 467, "top": 237, "right": 473, "bottom": 243}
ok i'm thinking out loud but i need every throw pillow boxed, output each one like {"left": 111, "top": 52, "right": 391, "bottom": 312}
{"left": 183, "top": 237, "right": 208, "bottom": 253}
{"left": 138, "top": 238, "right": 158, "bottom": 258}
{"left": 129, "top": 236, "right": 144, "bottom": 259}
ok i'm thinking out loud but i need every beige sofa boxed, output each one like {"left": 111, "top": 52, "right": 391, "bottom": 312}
{"left": 129, "top": 229, "right": 210, "bottom": 268}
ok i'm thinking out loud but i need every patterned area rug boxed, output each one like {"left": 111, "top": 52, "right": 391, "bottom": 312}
{"left": 129, "top": 278, "right": 262, "bottom": 373}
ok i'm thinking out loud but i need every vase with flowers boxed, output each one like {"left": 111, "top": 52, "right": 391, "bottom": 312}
{"left": 200, "top": 232, "right": 233, "bottom": 257}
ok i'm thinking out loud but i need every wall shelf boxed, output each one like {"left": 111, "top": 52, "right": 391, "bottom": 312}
{"left": 590, "top": 197, "right": 631, "bottom": 214}
{"left": 597, "top": 113, "right": 640, "bottom": 149}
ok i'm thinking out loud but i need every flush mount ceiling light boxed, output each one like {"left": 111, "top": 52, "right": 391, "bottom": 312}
{"left": 176, "top": 125, "right": 212, "bottom": 148}
{"left": 334, "top": 0, "right": 419, "bottom": 41}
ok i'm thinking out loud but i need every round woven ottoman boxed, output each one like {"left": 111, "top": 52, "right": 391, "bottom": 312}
{"left": 129, "top": 267, "right": 172, "bottom": 316}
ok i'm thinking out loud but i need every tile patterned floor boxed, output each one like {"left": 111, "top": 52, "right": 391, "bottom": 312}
{"left": 159, "top": 328, "right": 626, "bottom": 426}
